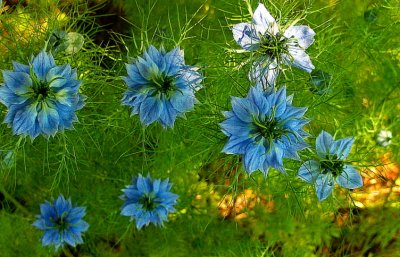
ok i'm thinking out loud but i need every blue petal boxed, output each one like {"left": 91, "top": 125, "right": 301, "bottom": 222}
{"left": 331, "top": 137, "right": 354, "bottom": 160}
{"left": 316, "top": 130, "right": 334, "bottom": 158}
{"left": 159, "top": 99, "right": 178, "bottom": 128}
{"left": 126, "top": 64, "right": 148, "bottom": 85}
{"left": 298, "top": 160, "right": 320, "bottom": 183}
{"left": 63, "top": 230, "right": 76, "bottom": 247}
{"left": 231, "top": 97, "right": 255, "bottom": 123}
{"left": 164, "top": 47, "right": 184, "bottom": 76}
{"left": 12, "top": 103, "right": 38, "bottom": 135}
{"left": 248, "top": 86, "right": 270, "bottom": 115}
{"left": 136, "top": 175, "right": 151, "bottom": 194}
{"left": 170, "top": 90, "right": 195, "bottom": 113}
{"left": 244, "top": 142, "right": 266, "bottom": 174}
{"left": 315, "top": 173, "right": 334, "bottom": 201}
{"left": 335, "top": 165, "right": 363, "bottom": 189}
{"left": 284, "top": 25, "right": 315, "bottom": 49}
{"left": 37, "top": 101, "right": 60, "bottom": 136}
{"left": 0, "top": 85, "right": 29, "bottom": 107}
{"left": 220, "top": 115, "right": 252, "bottom": 137}
{"left": 2, "top": 70, "right": 32, "bottom": 94}
{"left": 222, "top": 136, "right": 252, "bottom": 154}
{"left": 32, "top": 51, "right": 55, "bottom": 81}
{"left": 139, "top": 96, "right": 163, "bottom": 125}
{"left": 145, "top": 45, "right": 165, "bottom": 72}
{"left": 12, "top": 61, "right": 30, "bottom": 73}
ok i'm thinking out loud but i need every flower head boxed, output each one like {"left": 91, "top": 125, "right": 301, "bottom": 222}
{"left": 33, "top": 194, "right": 89, "bottom": 250}
{"left": 0, "top": 51, "right": 85, "bottom": 139}
{"left": 221, "top": 86, "right": 309, "bottom": 175}
{"left": 122, "top": 45, "right": 203, "bottom": 128}
{"left": 377, "top": 130, "right": 392, "bottom": 147}
{"left": 120, "top": 174, "right": 179, "bottom": 229}
{"left": 298, "top": 131, "right": 363, "bottom": 201}
{"left": 232, "top": 3, "right": 315, "bottom": 88}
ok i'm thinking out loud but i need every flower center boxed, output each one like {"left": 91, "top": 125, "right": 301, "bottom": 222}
{"left": 320, "top": 155, "right": 344, "bottom": 177}
{"left": 253, "top": 117, "right": 287, "bottom": 143}
{"left": 52, "top": 213, "right": 68, "bottom": 231}
{"left": 150, "top": 75, "right": 175, "bottom": 97}
{"left": 139, "top": 195, "right": 156, "bottom": 211}
{"left": 33, "top": 81, "right": 50, "bottom": 100}
{"left": 259, "top": 32, "right": 288, "bottom": 58}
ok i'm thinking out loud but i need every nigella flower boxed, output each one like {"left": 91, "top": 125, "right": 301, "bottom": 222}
{"left": 220, "top": 86, "right": 309, "bottom": 175}
{"left": 0, "top": 51, "right": 85, "bottom": 139}
{"left": 33, "top": 194, "right": 89, "bottom": 250}
{"left": 298, "top": 131, "right": 363, "bottom": 201}
{"left": 120, "top": 174, "right": 179, "bottom": 229}
{"left": 377, "top": 130, "right": 392, "bottom": 147}
{"left": 122, "top": 45, "right": 203, "bottom": 128}
{"left": 232, "top": 3, "right": 315, "bottom": 88}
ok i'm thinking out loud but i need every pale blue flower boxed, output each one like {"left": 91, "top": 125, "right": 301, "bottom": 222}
{"left": 298, "top": 131, "right": 363, "bottom": 201}
{"left": 232, "top": 3, "right": 315, "bottom": 88}
{"left": 0, "top": 51, "right": 85, "bottom": 139}
{"left": 33, "top": 194, "right": 89, "bottom": 250}
{"left": 122, "top": 45, "right": 203, "bottom": 128}
{"left": 120, "top": 174, "right": 179, "bottom": 229}
{"left": 221, "top": 86, "right": 309, "bottom": 175}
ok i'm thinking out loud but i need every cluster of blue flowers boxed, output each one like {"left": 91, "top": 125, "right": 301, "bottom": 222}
{"left": 0, "top": 2, "right": 364, "bottom": 252}
{"left": 222, "top": 2, "right": 363, "bottom": 199}
{"left": 34, "top": 174, "right": 178, "bottom": 250}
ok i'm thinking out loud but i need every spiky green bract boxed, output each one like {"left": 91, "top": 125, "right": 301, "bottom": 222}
{"left": 298, "top": 131, "right": 363, "bottom": 201}
{"left": 221, "top": 86, "right": 309, "bottom": 176}
{"left": 120, "top": 174, "right": 179, "bottom": 230}
{"left": 122, "top": 45, "right": 203, "bottom": 128}
{"left": 232, "top": 3, "right": 315, "bottom": 88}
{"left": 0, "top": 51, "right": 85, "bottom": 139}
{"left": 32, "top": 194, "right": 89, "bottom": 250}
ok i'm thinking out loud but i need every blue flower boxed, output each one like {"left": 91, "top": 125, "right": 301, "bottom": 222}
{"left": 221, "top": 86, "right": 309, "bottom": 175}
{"left": 0, "top": 51, "right": 85, "bottom": 139}
{"left": 120, "top": 174, "right": 179, "bottom": 229}
{"left": 33, "top": 194, "right": 89, "bottom": 250}
{"left": 298, "top": 131, "right": 363, "bottom": 201}
{"left": 232, "top": 3, "right": 315, "bottom": 88}
{"left": 122, "top": 45, "right": 203, "bottom": 128}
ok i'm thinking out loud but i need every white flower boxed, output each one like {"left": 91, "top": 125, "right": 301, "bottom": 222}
{"left": 377, "top": 130, "right": 392, "bottom": 147}
{"left": 232, "top": 3, "right": 315, "bottom": 89}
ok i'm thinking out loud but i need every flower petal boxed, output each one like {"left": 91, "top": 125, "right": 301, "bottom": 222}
{"left": 316, "top": 130, "right": 334, "bottom": 158}
{"left": 284, "top": 25, "right": 315, "bottom": 49}
{"left": 244, "top": 142, "right": 266, "bottom": 174}
{"left": 32, "top": 51, "right": 55, "bottom": 81}
{"left": 315, "top": 173, "right": 335, "bottom": 201}
{"left": 139, "top": 96, "right": 163, "bottom": 125}
{"left": 298, "top": 160, "right": 320, "bottom": 183}
{"left": 2, "top": 71, "right": 32, "bottom": 95}
{"left": 331, "top": 137, "right": 354, "bottom": 160}
{"left": 232, "top": 22, "right": 261, "bottom": 51}
{"left": 335, "top": 165, "right": 363, "bottom": 189}
{"left": 249, "top": 57, "right": 279, "bottom": 89}
{"left": 252, "top": 3, "right": 279, "bottom": 35}
{"left": 284, "top": 46, "right": 314, "bottom": 72}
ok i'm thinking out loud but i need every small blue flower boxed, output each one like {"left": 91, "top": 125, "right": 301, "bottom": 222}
{"left": 33, "top": 194, "right": 89, "bottom": 250}
{"left": 120, "top": 174, "right": 179, "bottom": 229}
{"left": 0, "top": 51, "right": 85, "bottom": 139}
{"left": 122, "top": 45, "right": 203, "bottom": 128}
{"left": 298, "top": 131, "right": 363, "bottom": 201}
{"left": 232, "top": 3, "right": 315, "bottom": 88}
{"left": 221, "top": 86, "right": 309, "bottom": 175}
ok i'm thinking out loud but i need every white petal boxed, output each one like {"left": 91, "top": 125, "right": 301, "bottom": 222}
{"left": 284, "top": 46, "right": 314, "bottom": 72}
{"left": 249, "top": 57, "right": 279, "bottom": 90}
{"left": 252, "top": 3, "right": 279, "bottom": 35}
{"left": 284, "top": 25, "right": 315, "bottom": 49}
{"left": 336, "top": 165, "right": 363, "bottom": 189}
{"left": 232, "top": 23, "right": 261, "bottom": 51}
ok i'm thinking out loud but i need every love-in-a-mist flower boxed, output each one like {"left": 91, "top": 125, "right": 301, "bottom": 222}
{"left": 232, "top": 3, "right": 315, "bottom": 88}
{"left": 298, "top": 131, "right": 363, "bottom": 201}
{"left": 0, "top": 51, "right": 85, "bottom": 139}
{"left": 377, "top": 130, "right": 392, "bottom": 147}
{"left": 221, "top": 86, "right": 309, "bottom": 175}
{"left": 122, "top": 45, "right": 203, "bottom": 128}
{"left": 120, "top": 174, "right": 179, "bottom": 229}
{"left": 33, "top": 194, "right": 89, "bottom": 250}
